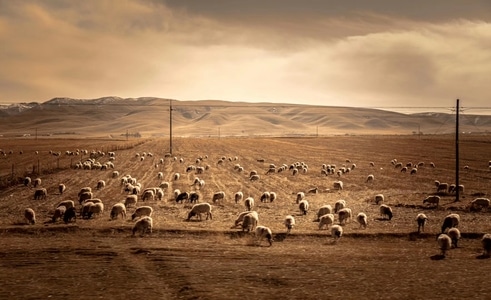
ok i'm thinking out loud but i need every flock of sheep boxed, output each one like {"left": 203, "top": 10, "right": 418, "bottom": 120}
{"left": 14, "top": 147, "right": 491, "bottom": 256}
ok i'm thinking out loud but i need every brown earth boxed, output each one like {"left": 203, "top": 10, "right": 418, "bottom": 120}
{"left": 0, "top": 135, "right": 491, "bottom": 299}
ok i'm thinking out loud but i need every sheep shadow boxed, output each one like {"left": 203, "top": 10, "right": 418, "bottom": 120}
{"left": 476, "top": 254, "right": 490, "bottom": 260}
{"left": 273, "top": 233, "right": 288, "bottom": 242}
{"left": 375, "top": 217, "right": 391, "bottom": 222}
{"left": 430, "top": 254, "right": 446, "bottom": 260}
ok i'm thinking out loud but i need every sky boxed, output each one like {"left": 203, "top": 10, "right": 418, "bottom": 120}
{"left": 1, "top": 0, "right": 490, "bottom": 113}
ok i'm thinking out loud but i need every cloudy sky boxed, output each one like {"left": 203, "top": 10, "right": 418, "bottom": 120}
{"left": 1, "top": 0, "right": 490, "bottom": 112}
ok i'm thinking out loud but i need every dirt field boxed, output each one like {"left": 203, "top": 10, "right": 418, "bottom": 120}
{"left": 1, "top": 135, "right": 491, "bottom": 299}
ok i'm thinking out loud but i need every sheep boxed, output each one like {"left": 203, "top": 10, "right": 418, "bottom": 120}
{"left": 338, "top": 208, "right": 352, "bottom": 225}
{"left": 299, "top": 199, "right": 309, "bottom": 215}
{"left": 124, "top": 195, "right": 138, "bottom": 208}
{"left": 249, "top": 174, "right": 260, "bottom": 181}
{"left": 333, "top": 180, "right": 343, "bottom": 190}
{"left": 155, "top": 188, "right": 164, "bottom": 201}
{"left": 52, "top": 206, "right": 66, "bottom": 222}
{"left": 81, "top": 202, "right": 95, "bottom": 219}
{"left": 33, "top": 177, "right": 41, "bottom": 187}
{"left": 24, "top": 208, "right": 36, "bottom": 225}
{"left": 87, "top": 202, "right": 104, "bottom": 219}
{"left": 131, "top": 206, "right": 154, "bottom": 221}
{"left": 96, "top": 180, "right": 106, "bottom": 190}
{"left": 307, "top": 187, "right": 318, "bottom": 194}
{"left": 269, "top": 192, "right": 277, "bottom": 202}
{"left": 78, "top": 191, "right": 93, "bottom": 204}
{"left": 175, "top": 191, "right": 190, "bottom": 203}
{"left": 188, "top": 192, "right": 199, "bottom": 203}
{"left": 112, "top": 171, "right": 119, "bottom": 178}
{"left": 23, "top": 176, "right": 32, "bottom": 186}
{"left": 334, "top": 200, "right": 346, "bottom": 213}
{"left": 242, "top": 211, "right": 259, "bottom": 232}
{"left": 173, "top": 189, "right": 181, "bottom": 200}
{"left": 366, "top": 174, "right": 374, "bottom": 183}
{"left": 436, "top": 182, "right": 449, "bottom": 193}
{"left": 447, "top": 228, "right": 461, "bottom": 248}
{"left": 234, "top": 211, "right": 258, "bottom": 227}
{"left": 284, "top": 215, "right": 295, "bottom": 233}
{"left": 296, "top": 192, "right": 305, "bottom": 204}
{"left": 316, "top": 204, "right": 333, "bottom": 221}
{"left": 423, "top": 195, "right": 440, "bottom": 207}
{"left": 331, "top": 224, "right": 343, "bottom": 241}
{"left": 63, "top": 207, "right": 77, "bottom": 224}
{"left": 33, "top": 188, "right": 47, "bottom": 200}
{"left": 132, "top": 216, "right": 153, "bottom": 237}
{"left": 58, "top": 183, "right": 66, "bottom": 194}
{"left": 159, "top": 181, "right": 170, "bottom": 190}
{"left": 110, "top": 203, "right": 127, "bottom": 220}
{"left": 356, "top": 212, "right": 368, "bottom": 229}
{"left": 410, "top": 168, "right": 418, "bottom": 175}
{"left": 157, "top": 172, "right": 164, "bottom": 179}
{"left": 187, "top": 203, "right": 212, "bottom": 221}
{"left": 379, "top": 204, "right": 393, "bottom": 220}
{"left": 441, "top": 213, "right": 460, "bottom": 233}
{"left": 469, "top": 198, "right": 490, "bottom": 212}
{"left": 437, "top": 233, "right": 452, "bottom": 257}
{"left": 374, "top": 194, "right": 384, "bottom": 205}
{"left": 416, "top": 213, "right": 428, "bottom": 233}
{"left": 244, "top": 197, "right": 255, "bottom": 211}
{"left": 212, "top": 191, "right": 225, "bottom": 204}
{"left": 56, "top": 200, "right": 75, "bottom": 210}
{"left": 255, "top": 225, "right": 274, "bottom": 246}
{"left": 318, "top": 214, "right": 335, "bottom": 230}
{"left": 260, "top": 192, "right": 271, "bottom": 203}
{"left": 481, "top": 233, "right": 491, "bottom": 257}
{"left": 234, "top": 191, "right": 244, "bottom": 204}
{"left": 142, "top": 189, "right": 156, "bottom": 202}
{"left": 173, "top": 173, "right": 180, "bottom": 181}
{"left": 78, "top": 186, "right": 92, "bottom": 197}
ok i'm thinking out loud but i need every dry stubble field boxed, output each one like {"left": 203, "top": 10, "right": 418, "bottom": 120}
{"left": 1, "top": 135, "right": 491, "bottom": 299}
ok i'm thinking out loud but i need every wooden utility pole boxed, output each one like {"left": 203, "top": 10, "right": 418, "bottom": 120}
{"left": 455, "top": 99, "right": 460, "bottom": 202}
{"left": 169, "top": 100, "right": 173, "bottom": 155}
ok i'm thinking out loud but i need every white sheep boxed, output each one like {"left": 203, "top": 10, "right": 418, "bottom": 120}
{"left": 142, "top": 189, "right": 156, "bottom": 202}
{"left": 379, "top": 204, "right": 393, "bottom": 220}
{"left": 296, "top": 192, "right": 305, "bottom": 204}
{"left": 249, "top": 174, "right": 260, "bottom": 181}
{"left": 110, "top": 203, "right": 127, "bottom": 220}
{"left": 469, "top": 198, "right": 490, "bottom": 212}
{"left": 416, "top": 213, "right": 428, "bottom": 233}
{"left": 96, "top": 180, "right": 106, "bottom": 190}
{"left": 234, "top": 191, "right": 244, "bottom": 204}
{"left": 132, "top": 216, "right": 153, "bottom": 237}
{"left": 299, "top": 199, "right": 309, "bottom": 215}
{"left": 81, "top": 202, "right": 95, "bottom": 219}
{"left": 173, "top": 173, "right": 180, "bottom": 181}
{"left": 334, "top": 200, "right": 346, "bottom": 213}
{"left": 160, "top": 181, "right": 170, "bottom": 190}
{"left": 24, "top": 208, "right": 36, "bottom": 225}
{"left": 374, "top": 194, "right": 384, "bottom": 205}
{"left": 52, "top": 206, "right": 66, "bottom": 222}
{"left": 23, "top": 176, "right": 32, "bottom": 186}
{"left": 33, "top": 188, "right": 47, "bottom": 200}
{"left": 212, "top": 191, "right": 225, "bottom": 204}
{"left": 260, "top": 191, "right": 271, "bottom": 203}
{"left": 316, "top": 204, "right": 332, "bottom": 221}
{"left": 333, "top": 180, "right": 343, "bottom": 190}
{"left": 338, "top": 208, "right": 352, "bottom": 225}
{"left": 331, "top": 224, "right": 343, "bottom": 241}
{"left": 284, "top": 215, "right": 295, "bottom": 233}
{"left": 481, "top": 233, "right": 491, "bottom": 257}
{"left": 58, "top": 183, "right": 66, "bottom": 194}
{"left": 255, "top": 225, "right": 273, "bottom": 246}
{"left": 423, "top": 195, "right": 440, "bottom": 207}
{"left": 356, "top": 212, "right": 368, "bottom": 229}
{"left": 441, "top": 213, "right": 460, "bottom": 233}
{"left": 132, "top": 206, "right": 154, "bottom": 221}
{"left": 124, "top": 195, "right": 138, "bottom": 208}
{"left": 366, "top": 174, "right": 374, "bottom": 183}
{"left": 242, "top": 211, "right": 259, "bottom": 232}
{"left": 187, "top": 203, "right": 212, "bottom": 221}
{"left": 233, "top": 211, "right": 258, "bottom": 227}
{"left": 33, "top": 177, "right": 42, "bottom": 187}
{"left": 447, "top": 227, "right": 461, "bottom": 248}
{"left": 437, "top": 233, "right": 452, "bottom": 257}
{"left": 269, "top": 192, "right": 277, "bottom": 202}
{"left": 318, "top": 213, "right": 334, "bottom": 230}
{"left": 57, "top": 200, "right": 75, "bottom": 210}
{"left": 87, "top": 202, "right": 104, "bottom": 219}
{"left": 244, "top": 197, "right": 255, "bottom": 211}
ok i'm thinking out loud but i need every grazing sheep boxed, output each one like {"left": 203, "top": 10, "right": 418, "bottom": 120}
{"left": 33, "top": 188, "right": 47, "bottom": 200}
{"left": 173, "top": 173, "right": 180, "bottom": 181}
{"left": 269, "top": 192, "right": 277, "bottom": 202}
{"left": 110, "top": 203, "right": 127, "bottom": 220}
{"left": 284, "top": 215, "right": 295, "bottom": 233}
{"left": 423, "top": 195, "right": 440, "bottom": 207}
{"left": 63, "top": 207, "right": 77, "bottom": 224}
{"left": 255, "top": 225, "right": 274, "bottom": 246}
{"left": 333, "top": 180, "right": 343, "bottom": 190}
{"left": 81, "top": 202, "right": 95, "bottom": 219}
{"left": 242, "top": 211, "right": 259, "bottom": 232}
{"left": 157, "top": 172, "right": 164, "bottom": 179}
{"left": 334, "top": 200, "right": 346, "bottom": 213}
{"left": 155, "top": 188, "right": 164, "bottom": 201}
{"left": 296, "top": 192, "right": 305, "bottom": 204}
{"left": 96, "top": 180, "right": 106, "bottom": 190}
{"left": 469, "top": 198, "right": 490, "bottom": 212}
{"left": 374, "top": 194, "right": 384, "bottom": 205}
{"left": 58, "top": 183, "right": 66, "bottom": 194}
{"left": 416, "top": 213, "right": 428, "bottom": 233}
{"left": 410, "top": 168, "right": 418, "bottom": 175}
{"left": 244, "top": 197, "right": 255, "bottom": 211}
{"left": 187, "top": 203, "right": 212, "bottom": 221}
{"left": 379, "top": 204, "right": 393, "bottom": 220}
{"left": 142, "top": 189, "right": 156, "bottom": 202}
{"left": 366, "top": 174, "right": 374, "bottom": 183}
{"left": 131, "top": 206, "right": 154, "bottom": 221}
{"left": 437, "top": 233, "right": 452, "bottom": 257}
{"left": 57, "top": 200, "right": 75, "bottom": 210}
{"left": 481, "top": 233, "right": 491, "bottom": 257}
{"left": 124, "top": 195, "right": 138, "bottom": 208}
{"left": 447, "top": 228, "right": 461, "bottom": 248}
{"left": 331, "top": 224, "right": 343, "bottom": 241}
{"left": 356, "top": 212, "right": 368, "bottom": 229}
{"left": 338, "top": 208, "right": 352, "bottom": 225}
{"left": 316, "top": 204, "right": 333, "bottom": 221}
{"left": 234, "top": 211, "right": 259, "bottom": 227}
{"left": 212, "top": 191, "right": 225, "bottom": 204}
{"left": 33, "top": 178, "right": 41, "bottom": 187}
{"left": 299, "top": 199, "right": 309, "bottom": 215}
{"left": 249, "top": 174, "right": 260, "bottom": 181}
{"left": 87, "top": 202, "right": 104, "bottom": 219}
{"left": 234, "top": 191, "right": 244, "bottom": 204}
{"left": 318, "top": 213, "right": 335, "bottom": 230}
{"left": 52, "top": 206, "right": 66, "bottom": 222}
{"left": 132, "top": 216, "right": 153, "bottom": 237}
{"left": 23, "top": 177, "right": 32, "bottom": 187}
{"left": 78, "top": 186, "right": 92, "bottom": 196}
{"left": 441, "top": 213, "right": 460, "bottom": 233}
{"left": 160, "top": 181, "right": 170, "bottom": 190}
{"left": 436, "top": 182, "right": 449, "bottom": 193}
{"left": 78, "top": 191, "right": 93, "bottom": 204}
{"left": 173, "top": 189, "right": 181, "bottom": 200}
{"left": 189, "top": 192, "right": 200, "bottom": 203}
{"left": 24, "top": 208, "right": 36, "bottom": 225}
{"left": 112, "top": 171, "right": 119, "bottom": 178}
{"left": 307, "top": 187, "right": 318, "bottom": 194}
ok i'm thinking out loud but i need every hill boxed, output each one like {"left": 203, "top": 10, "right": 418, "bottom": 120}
{"left": 1, "top": 97, "right": 490, "bottom": 138}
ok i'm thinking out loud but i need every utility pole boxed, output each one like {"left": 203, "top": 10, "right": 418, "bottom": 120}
{"left": 455, "top": 99, "right": 460, "bottom": 202}
{"left": 169, "top": 99, "right": 173, "bottom": 155}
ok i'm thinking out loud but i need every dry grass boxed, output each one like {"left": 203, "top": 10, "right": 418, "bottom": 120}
{"left": 1, "top": 135, "right": 491, "bottom": 299}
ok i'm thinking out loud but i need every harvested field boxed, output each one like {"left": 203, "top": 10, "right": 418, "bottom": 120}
{"left": 1, "top": 135, "right": 491, "bottom": 299}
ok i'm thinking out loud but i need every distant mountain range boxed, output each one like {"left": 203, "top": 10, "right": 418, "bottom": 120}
{"left": 1, "top": 97, "right": 490, "bottom": 138}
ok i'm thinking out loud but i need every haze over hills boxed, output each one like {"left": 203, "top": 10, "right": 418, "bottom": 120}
{"left": 0, "top": 97, "right": 490, "bottom": 138}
